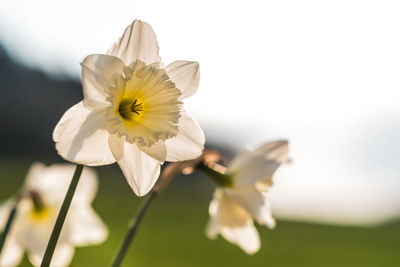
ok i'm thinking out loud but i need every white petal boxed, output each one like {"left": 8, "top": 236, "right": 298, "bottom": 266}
{"left": 254, "top": 140, "right": 289, "bottom": 162}
{"left": 0, "top": 234, "right": 23, "bottom": 267}
{"left": 18, "top": 207, "right": 73, "bottom": 266}
{"left": 228, "top": 150, "right": 280, "bottom": 187}
{"left": 165, "top": 109, "right": 205, "bottom": 162}
{"left": 67, "top": 206, "right": 108, "bottom": 246}
{"left": 226, "top": 186, "right": 276, "bottom": 228}
{"left": 0, "top": 199, "right": 13, "bottom": 230}
{"left": 28, "top": 243, "right": 74, "bottom": 267}
{"left": 50, "top": 244, "right": 74, "bottom": 267}
{"left": 24, "top": 164, "right": 98, "bottom": 205}
{"left": 205, "top": 215, "right": 219, "bottom": 240}
{"left": 228, "top": 141, "right": 289, "bottom": 187}
{"left": 217, "top": 191, "right": 260, "bottom": 254}
{"left": 17, "top": 206, "right": 61, "bottom": 258}
{"left": 74, "top": 167, "right": 99, "bottom": 204}
{"left": 165, "top": 61, "right": 200, "bottom": 99}
{"left": 81, "top": 54, "right": 125, "bottom": 106}
{"left": 205, "top": 189, "right": 222, "bottom": 239}
{"left": 24, "top": 162, "right": 46, "bottom": 188}
{"left": 220, "top": 221, "right": 260, "bottom": 254}
{"left": 107, "top": 134, "right": 124, "bottom": 161}
{"left": 24, "top": 163, "right": 74, "bottom": 204}
{"left": 53, "top": 102, "right": 115, "bottom": 166}
{"left": 107, "top": 20, "right": 161, "bottom": 65}
{"left": 108, "top": 136, "right": 162, "bottom": 196}
{"left": 137, "top": 141, "right": 167, "bottom": 162}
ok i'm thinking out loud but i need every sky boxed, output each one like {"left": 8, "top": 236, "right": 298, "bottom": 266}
{"left": 1, "top": 0, "right": 400, "bottom": 226}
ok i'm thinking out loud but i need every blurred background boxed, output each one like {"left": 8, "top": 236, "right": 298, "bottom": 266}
{"left": 0, "top": 0, "right": 399, "bottom": 266}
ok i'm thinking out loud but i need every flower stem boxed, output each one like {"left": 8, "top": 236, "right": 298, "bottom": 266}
{"left": 109, "top": 155, "right": 215, "bottom": 267}
{"left": 0, "top": 201, "right": 18, "bottom": 255}
{"left": 199, "top": 162, "right": 231, "bottom": 187}
{"left": 40, "top": 164, "right": 83, "bottom": 267}
{"left": 111, "top": 191, "right": 158, "bottom": 267}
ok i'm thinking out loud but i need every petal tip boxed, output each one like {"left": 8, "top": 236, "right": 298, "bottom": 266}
{"left": 108, "top": 19, "right": 160, "bottom": 65}
{"left": 135, "top": 187, "right": 151, "bottom": 197}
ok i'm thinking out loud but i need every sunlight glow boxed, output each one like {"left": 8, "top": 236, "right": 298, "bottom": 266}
{"left": 1, "top": 0, "right": 399, "bottom": 225}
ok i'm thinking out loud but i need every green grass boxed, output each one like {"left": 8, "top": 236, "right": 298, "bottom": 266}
{"left": 1, "top": 159, "right": 399, "bottom": 267}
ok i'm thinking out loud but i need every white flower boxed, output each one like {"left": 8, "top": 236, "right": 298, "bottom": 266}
{"left": 53, "top": 20, "right": 205, "bottom": 196}
{"left": 205, "top": 141, "right": 288, "bottom": 254}
{"left": 0, "top": 163, "right": 108, "bottom": 267}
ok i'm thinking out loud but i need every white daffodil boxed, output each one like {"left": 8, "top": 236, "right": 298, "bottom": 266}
{"left": 205, "top": 141, "right": 289, "bottom": 254}
{"left": 53, "top": 20, "right": 205, "bottom": 196}
{"left": 0, "top": 163, "right": 108, "bottom": 267}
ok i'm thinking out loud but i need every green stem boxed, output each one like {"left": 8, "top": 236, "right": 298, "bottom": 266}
{"left": 111, "top": 191, "right": 158, "bottom": 267}
{"left": 40, "top": 164, "right": 84, "bottom": 267}
{"left": 0, "top": 201, "right": 18, "bottom": 255}
{"left": 199, "top": 163, "right": 232, "bottom": 187}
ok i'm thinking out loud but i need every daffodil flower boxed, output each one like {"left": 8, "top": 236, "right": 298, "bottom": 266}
{"left": 53, "top": 20, "right": 205, "bottom": 196}
{"left": 0, "top": 163, "right": 107, "bottom": 267}
{"left": 205, "top": 141, "right": 289, "bottom": 254}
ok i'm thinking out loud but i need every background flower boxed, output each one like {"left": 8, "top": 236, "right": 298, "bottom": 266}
{"left": 0, "top": 163, "right": 107, "bottom": 267}
{"left": 53, "top": 20, "right": 205, "bottom": 196}
{"left": 206, "top": 141, "right": 289, "bottom": 254}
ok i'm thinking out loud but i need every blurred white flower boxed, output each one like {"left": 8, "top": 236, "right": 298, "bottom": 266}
{"left": 206, "top": 141, "right": 289, "bottom": 254}
{"left": 53, "top": 20, "right": 205, "bottom": 196}
{"left": 0, "top": 163, "right": 108, "bottom": 267}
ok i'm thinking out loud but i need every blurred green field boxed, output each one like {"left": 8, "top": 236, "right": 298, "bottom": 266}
{"left": 1, "top": 158, "right": 399, "bottom": 267}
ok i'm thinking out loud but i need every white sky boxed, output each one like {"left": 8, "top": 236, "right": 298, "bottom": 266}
{"left": 1, "top": 0, "right": 400, "bottom": 226}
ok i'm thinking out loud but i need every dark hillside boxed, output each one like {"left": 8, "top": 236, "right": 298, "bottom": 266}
{"left": 0, "top": 45, "right": 82, "bottom": 156}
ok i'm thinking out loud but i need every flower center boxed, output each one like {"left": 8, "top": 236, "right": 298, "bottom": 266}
{"left": 118, "top": 98, "right": 144, "bottom": 120}
{"left": 108, "top": 60, "right": 182, "bottom": 147}
{"left": 30, "top": 206, "right": 52, "bottom": 222}
{"left": 27, "top": 190, "right": 52, "bottom": 222}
